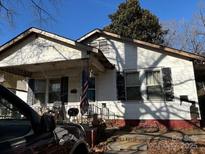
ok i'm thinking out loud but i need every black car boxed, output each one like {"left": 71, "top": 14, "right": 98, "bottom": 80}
{"left": 0, "top": 85, "right": 89, "bottom": 154}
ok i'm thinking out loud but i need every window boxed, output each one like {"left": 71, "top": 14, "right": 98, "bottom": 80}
{"left": 0, "top": 96, "right": 25, "bottom": 119}
{"left": 34, "top": 79, "right": 46, "bottom": 104}
{"left": 48, "top": 79, "right": 61, "bottom": 103}
{"left": 0, "top": 94, "right": 31, "bottom": 142}
{"left": 87, "top": 77, "right": 95, "bottom": 101}
{"left": 146, "top": 71, "right": 163, "bottom": 100}
{"left": 33, "top": 78, "right": 62, "bottom": 104}
{"left": 125, "top": 72, "right": 141, "bottom": 100}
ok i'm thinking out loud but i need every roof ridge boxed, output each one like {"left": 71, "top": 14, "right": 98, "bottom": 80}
{"left": 0, "top": 27, "right": 97, "bottom": 53}
{"left": 78, "top": 28, "right": 205, "bottom": 61}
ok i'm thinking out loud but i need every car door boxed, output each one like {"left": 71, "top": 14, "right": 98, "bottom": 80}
{"left": 0, "top": 87, "right": 64, "bottom": 154}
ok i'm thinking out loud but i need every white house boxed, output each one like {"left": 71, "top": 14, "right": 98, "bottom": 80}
{"left": 0, "top": 28, "right": 205, "bottom": 129}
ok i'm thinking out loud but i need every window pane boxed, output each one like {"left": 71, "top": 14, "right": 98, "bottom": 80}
{"left": 126, "top": 86, "right": 141, "bottom": 100}
{"left": 49, "top": 79, "right": 61, "bottom": 92}
{"left": 88, "top": 77, "right": 95, "bottom": 101}
{"left": 146, "top": 71, "right": 160, "bottom": 85}
{"left": 34, "top": 80, "right": 46, "bottom": 92}
{"left": 126, "top": 72, "right": 140, "bottom": 86}
{"left": 49, "top": 92, "right": 61, "bottom": 103}
{"left": 0, "top": 96, "right": 25, "bottom": 119}
{"left": 88, "top": 90, "right": 95, "bottom": 101}
{"left": 88, "top": 77, "right": 95, "bottom": 89}
{"left": 34, "top": 93, "right": 45, "bottom": 104}
{"left": 34, "top": 80, "right": 46, "bottom": 104}
{"left": 147, "top": 85, "right": 163, "bottom": 99}
{"left": 49, "top": 79, "right": 61, "bottom": 103}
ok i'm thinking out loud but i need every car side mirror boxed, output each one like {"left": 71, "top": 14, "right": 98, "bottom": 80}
{"left": 40, "top": 113, "right": 56, "bottom": 132}
{"left": 68, "top": 108, "right": 79, "bottom": 117}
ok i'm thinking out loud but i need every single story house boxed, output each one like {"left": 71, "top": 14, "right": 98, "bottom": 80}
{"left": 0, "top": 27, "right": 205, "bottom": 129}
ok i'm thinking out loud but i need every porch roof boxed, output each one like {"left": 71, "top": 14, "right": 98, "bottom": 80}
{"left": 0, "top": 27, "right": 114, "bottom": 76}
{"left": 0, "top": 56, "right": 110, "bottom": 77}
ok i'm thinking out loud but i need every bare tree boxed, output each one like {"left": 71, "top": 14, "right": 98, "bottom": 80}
{"left": 0, "top": 0, "right": 59, "bottom": 28}
{"left": 163, "top": 2, "right": 205, "bottom": 55}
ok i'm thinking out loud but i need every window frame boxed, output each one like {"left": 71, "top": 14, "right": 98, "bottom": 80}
{"left": 48, "top": 78, "right": 61, "bottom": 104}
{"left": 33, "top": 79, "right": 46, "bottom": 105}
{"left": 145, "top": 69, "right": 164, "bottom": 100}
{"left": 33, "top": 78, "right": 62, "bottom": 105}
{"left": 124, "top": 71, "right": 141, "bottom": 101}
{"left": 87, "top": 77, "right": 95, "bottom": 102}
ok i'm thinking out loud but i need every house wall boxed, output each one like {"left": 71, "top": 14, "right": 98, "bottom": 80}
{"left": 0, "top": 35, "right": 85, "bottom": 105}
{"left": 0, "top": 70, "right": 28, "bottom": 102}
{"left": 34, "top": 68, "right": 82, "bottom": 103}
{"left": 0, "top": 35, "right": 87, "bottom": 67}
{"left": 0, "top": 31, "right": 200, "bottom": 129}
{"left": 87, "top": 37, "right": 199, "bottom": 125}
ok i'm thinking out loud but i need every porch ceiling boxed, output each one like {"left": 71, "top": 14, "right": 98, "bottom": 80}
{"left": 0, "top": 56, "right": 111, "bottom": 77}
{"left": 0, "top": 59, "right": 88, "bottom": 77}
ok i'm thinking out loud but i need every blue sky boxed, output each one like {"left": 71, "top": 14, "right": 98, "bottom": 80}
{"left": 0, "top": 0, "right": 201, "bottom": 45}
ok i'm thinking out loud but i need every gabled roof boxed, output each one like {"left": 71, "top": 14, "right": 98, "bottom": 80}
{"left": 77, "top": 29, "right": 205, "bottom": 62}
{"left": 0, "top": 27, "right": 98, "bottom": 53}
{"left": 0, "top": 27, "right": 114, "bottom": 69}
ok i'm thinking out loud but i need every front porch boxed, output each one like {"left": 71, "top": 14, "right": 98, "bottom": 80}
{"left": 0, "top": 56, "right": 113, "bottom": 119}
{"left": 0, "top": 28, "right": 114, "bottom": 122}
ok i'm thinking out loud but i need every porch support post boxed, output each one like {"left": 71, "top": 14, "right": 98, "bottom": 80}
{"left": 80, "top": 59, "right": 89, "bottom": 115}
{"left": 0, "top": 74, "right": 4, "bottom": 83}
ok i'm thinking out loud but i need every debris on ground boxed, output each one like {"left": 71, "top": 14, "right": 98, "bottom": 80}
{"left": 91, "top": 127, "right": 205, "bottom": 154}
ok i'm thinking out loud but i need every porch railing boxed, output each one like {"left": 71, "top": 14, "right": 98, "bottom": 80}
{"left": 31, "top": 103, "right": 118, "bottom": 125}
{"left": 66, "top": 103, "right": 117, "bottom": 125}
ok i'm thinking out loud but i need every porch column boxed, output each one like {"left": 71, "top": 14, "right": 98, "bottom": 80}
{"left": 80, "top": 59, "right": 89, "bottom": 115}
{"left": 60, "top": 77, "right": 69, "bottom": 121}
{"left": 0, "top": 74, "right": 4, "bottom": 84}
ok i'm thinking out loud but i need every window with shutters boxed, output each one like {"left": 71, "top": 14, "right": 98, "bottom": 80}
{"left": 146, "top": 71, "right": 163, "bottom": 100}
{"left": 125, "top": 72, "right": 141, "bottom": 100}
{"left": 87, "top": 77, "right": 95, "bottom": 101}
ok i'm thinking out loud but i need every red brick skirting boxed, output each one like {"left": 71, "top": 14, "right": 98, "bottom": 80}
{"left": 109, "top": 119, "right": 200, "bottom": 129}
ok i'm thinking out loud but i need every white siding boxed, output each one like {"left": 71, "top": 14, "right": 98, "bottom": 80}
{"left": 90, "top": 37, "right": 199, "bottom": 120}
{"left": 0, "top": 35, "right": 86, "bottom": 67}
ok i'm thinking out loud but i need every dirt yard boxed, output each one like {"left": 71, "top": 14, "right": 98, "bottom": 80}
{"left": 91, "top": 127, "right": 205, "bottom": 154}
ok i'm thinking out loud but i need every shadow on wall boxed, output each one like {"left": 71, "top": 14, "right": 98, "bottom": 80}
{"left": 0, "top": 34, "right": 80, "bottom": 67}
{"left": 103, "top": 40, "right": 200, "bottom": 130}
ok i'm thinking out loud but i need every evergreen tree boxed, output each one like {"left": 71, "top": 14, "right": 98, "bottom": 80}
{"left": 104, "top": 0, "right": 167, "bottom": 44}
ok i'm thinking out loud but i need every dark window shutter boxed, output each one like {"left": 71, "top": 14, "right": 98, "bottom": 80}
{"left": 27, "top": 79, "right": 35, "bottom": 105}
{"left": 162, "top": 68, "right": 174, "bottom": 101}
{"left": 116, "top": 72, "right": 125, "bottom": 100}
{"left": 61, "top": 77, "right": 68, "bottom": 103}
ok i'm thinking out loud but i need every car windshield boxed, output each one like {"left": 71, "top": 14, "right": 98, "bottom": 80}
{"left": 0, "top": 95, "right": 26, "bottom": 120}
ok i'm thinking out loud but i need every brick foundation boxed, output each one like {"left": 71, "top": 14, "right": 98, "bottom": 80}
{"left": 108, "top": 119, "right": 200, "bottom": 129}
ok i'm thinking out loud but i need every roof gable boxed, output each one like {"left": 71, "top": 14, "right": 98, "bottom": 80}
{"left": 77, "top": 29, "right": 205, "bottom": 62}
{"left": 0, "top": 28, "right": 114, "bottom": 70}
{"left": 0, "top": 27, "right": 97, "bottom": 54}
